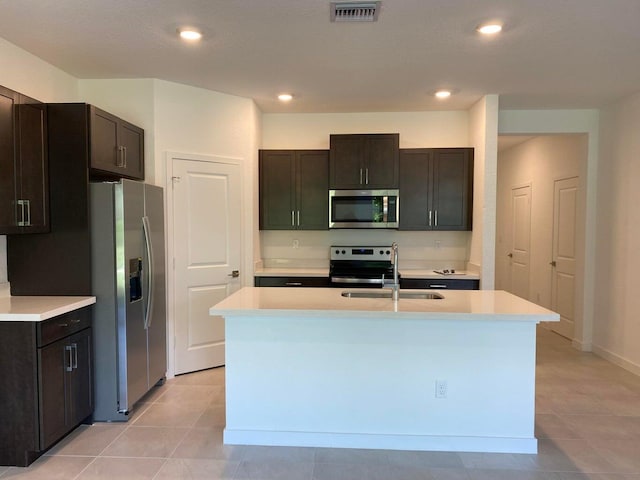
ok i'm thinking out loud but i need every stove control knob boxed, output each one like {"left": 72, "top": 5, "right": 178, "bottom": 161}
{"left": 379, "top": 250, "right": 384, "bottom": 255}
{"left": 335, "top": 249, "right": 340, "bottom": 254}
{"left": 386, "top": 250, "right": 390, "bottom": 255}
{"left": 342, "top": 250, "right": 346, "bottom": 254}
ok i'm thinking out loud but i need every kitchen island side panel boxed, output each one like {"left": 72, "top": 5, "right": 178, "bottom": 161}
{"left": 223, "top": 313, "right": 537, "bottom": 453}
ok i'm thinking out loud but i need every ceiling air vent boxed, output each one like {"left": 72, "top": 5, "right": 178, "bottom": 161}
{"left": 330, "top": 1, "right": 381, "bottom": 22}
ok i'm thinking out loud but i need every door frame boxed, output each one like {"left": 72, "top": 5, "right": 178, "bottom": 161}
{"left": 165, "top": 151, "right": 245, "bottom": 378}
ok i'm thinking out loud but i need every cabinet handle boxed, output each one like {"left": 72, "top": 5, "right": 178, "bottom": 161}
{"left": 17, "top": 199, "right": 30, "bottom": 226}
{"left": 285, "top": 282, "right": 302, "bottom": 286}
{"left": 116, "top": 146, "right": 123, "bottom": 167}
{"left": 428, "top": 210, "right": 432, "bottom": 227}
{"left": 17, "top": 200, "right": 25, "bottom": 226}
{"left": 291, "top": 211, "right": 295, "bottom": 226}
{"left": 65, "top": 345, "right": 73, "bottom": 372}
{"left": 58, "top": 323, "right": 69, "bottom": 327}
{"left": 434, "top": 210, "right": 438, "bottom": 227}
{"left": 365, "top": 168, "right": 369, "bottom": 185}
{"left": 359, "top": 168, "right": 363, "bottom": 185}
{"left": 297, "top": 210, "right": 300, "bottom": 226}
{"left": 70, "top": 318, "right": 81, "bottom": 324}
{"left": 71, "top": 343, "right": 78, "bottom": 370}
{"left": 122, "top": 146, "right": 127, "bottom": 168}
{"left": 429, "top": 284, "right": 447, "bottom": 289}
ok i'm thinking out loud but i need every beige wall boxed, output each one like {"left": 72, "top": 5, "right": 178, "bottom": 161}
{"left": 260, "top": 111, "right": 474, "bottom": 268}
{"left": 594, "top": 91, "right": 640, "bottom": 375}
{"left": 262, "top": 111, "right": 470, "bottom": 149}
{"left": 153, "top": 79, "right": 261, "bottom": 282}
{"left": 468, "top": 95, "right": 499, "bottom": 287}
{"left": 495, "top": 135, "right": 587, "bottom": 333}
{"left": 0, "top": 37, "right": 78, "bottom": 103}
{"left": 498, "top": 109, "right": 599, "bottom": 351}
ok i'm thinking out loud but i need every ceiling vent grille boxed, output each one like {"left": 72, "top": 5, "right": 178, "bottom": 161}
{"left": 330, "top": 2, "right": 381, "bottom": 22}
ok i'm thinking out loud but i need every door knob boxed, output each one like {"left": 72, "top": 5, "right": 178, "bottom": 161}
{"left": 549, "top": 261, "right": 557, "bottom": 267}
{"left": 507, "top": 253, "right": 513, "bottom": 258}
{"left": 228, "top": 270, "right": 240, "bottom": 278}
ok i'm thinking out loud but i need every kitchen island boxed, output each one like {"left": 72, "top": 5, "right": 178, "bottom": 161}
{"left": 210, "top": 287, "right": 559, "bottom": 454}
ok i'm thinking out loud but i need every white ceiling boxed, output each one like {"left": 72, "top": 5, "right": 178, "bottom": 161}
{"left": 1, "top": 0, "right": 639, "bottom": 113}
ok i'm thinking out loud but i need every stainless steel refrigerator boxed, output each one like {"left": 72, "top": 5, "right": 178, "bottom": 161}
{"left": 90, "top": 179, "right": 167, "bottom": 422}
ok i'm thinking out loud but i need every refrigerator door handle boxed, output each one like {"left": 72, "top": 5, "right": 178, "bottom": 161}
{"left": 142, "top": 215, "right": 155, "bottom": 329}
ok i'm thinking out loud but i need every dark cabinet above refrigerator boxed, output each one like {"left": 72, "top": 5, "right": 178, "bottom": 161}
{"left": 89, "top": 105, "right": 144, "bottom": 181}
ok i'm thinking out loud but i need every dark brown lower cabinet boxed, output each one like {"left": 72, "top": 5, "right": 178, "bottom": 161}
{"left": 0, "top": 307, "right": 93, "bottom": 467}
{"left": 38, "top": 328, "right": 93, "bottom": 450}
{"left": 400, "top": 278, "right": 479, "bottom": 290}
{"left": 254, "top": 276, "right": 331, "bottom": 287}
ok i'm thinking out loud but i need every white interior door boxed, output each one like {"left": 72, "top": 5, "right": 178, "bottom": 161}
{"left": 551, "top": 177, "right": 578, "bottom": 339}
{"left": 172, "top": 157, "right": 242, "bottom": 375}
{"left": 508, "top": 185, "right": 532, "bottom": 300}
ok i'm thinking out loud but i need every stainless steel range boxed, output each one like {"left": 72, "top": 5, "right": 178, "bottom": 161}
{"left": 329, "top": 245, "right": 398, "bottom": 288}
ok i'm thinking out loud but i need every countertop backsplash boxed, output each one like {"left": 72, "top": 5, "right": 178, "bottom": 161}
{"left": 260, "top": 230, "right": 472, "bottom": 271}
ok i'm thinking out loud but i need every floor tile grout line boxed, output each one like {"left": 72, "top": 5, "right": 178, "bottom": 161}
{"left": 92, "top": 420, "right": 134, "bottom": 458}
{"left": 150, "top": 458, "right": 172, "bottom": 480}
{"left": 70, "top": 455, "right": 100, "bottom": 480}
{"left": 165, "top": 424, "right": 197, "bottom": 461}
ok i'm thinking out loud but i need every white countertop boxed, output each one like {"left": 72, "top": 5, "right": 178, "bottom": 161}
{"left": 210, "top": 287, "right": 558, "bottom": 322}
{"left": 0, "top": 296, "right": 96, "bottom": 322}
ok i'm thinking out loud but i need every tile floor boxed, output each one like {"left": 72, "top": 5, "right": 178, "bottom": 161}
{"left": 2, "top": 326, "right": 640, "bottom": 479}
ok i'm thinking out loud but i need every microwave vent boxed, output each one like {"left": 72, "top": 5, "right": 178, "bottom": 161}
{"left": 330, "top": 1, "right": 381, "bottom": 22}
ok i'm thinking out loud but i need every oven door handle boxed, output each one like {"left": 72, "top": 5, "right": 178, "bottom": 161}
{"left": 331, "top": 277, "right": 385, "bottom": 285}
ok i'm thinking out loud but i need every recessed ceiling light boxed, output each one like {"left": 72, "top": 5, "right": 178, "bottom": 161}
{"left": 278, "top": 93, "right": 293, "bottom": 102}
{"left": 477, "top": 23, "right": 503, "bottom": 35}
{"left": 178, "top": 28, "right": 202, "bottom": 41}
{"left": 435, "top": 90, "right": 452, "bottom": 99}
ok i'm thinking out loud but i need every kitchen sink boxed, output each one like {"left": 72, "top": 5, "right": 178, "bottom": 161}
{"left": 341, "top": 290, "right": 444, "bottom": 300}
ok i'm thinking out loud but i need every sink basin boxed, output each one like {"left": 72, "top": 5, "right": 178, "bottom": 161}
{"left": 341, "top": 290, "right": 444, "bottom": 300}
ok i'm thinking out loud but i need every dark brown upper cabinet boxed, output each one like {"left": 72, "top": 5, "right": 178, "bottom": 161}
{"left": 89, "top": 105, "right": 144, "bottom": 180}
{"left": 0, "top": 85, "right": 49, "bottom": 234}
{"left": 399, "top": 148, "right": 473, "bottom": 231}
{"left": 329, "top": 133, "right": 399, "bottom": 189}
{"left": 259, "top": 150, "right": 329, "bottom": 230}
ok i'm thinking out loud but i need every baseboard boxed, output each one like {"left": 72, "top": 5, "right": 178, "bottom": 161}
{"left": 592, "top": 344, "right": 640, "bottom": 377}
{"left": 572, "top": 338, "right": 592, "bottom": 352}
{"left": 224, "top": 429, "right": 538, "bottom": 454}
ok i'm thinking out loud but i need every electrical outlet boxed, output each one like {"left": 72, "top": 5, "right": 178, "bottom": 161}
{"left": 292, "top": 239, "right": 299, "bottom": 249}
{"left": 435, "top": 380, "right": 447, "bottom": 398}
{"left": 435, "top": 240, "right": 441, "bottom": 249}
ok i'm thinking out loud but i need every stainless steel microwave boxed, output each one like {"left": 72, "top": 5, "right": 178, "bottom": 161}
{"left": 329, "top": 189, "right": 399, "bottom": 229}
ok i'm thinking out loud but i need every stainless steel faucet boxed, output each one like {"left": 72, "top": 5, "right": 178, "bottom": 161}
{"left": 385, "top": 242, "right": 400, "bottom": 301}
